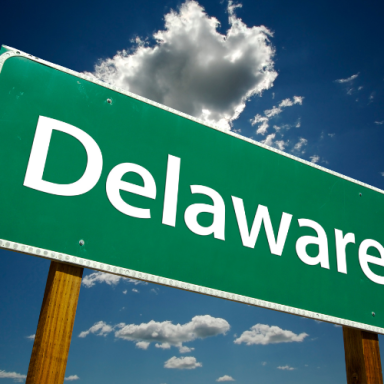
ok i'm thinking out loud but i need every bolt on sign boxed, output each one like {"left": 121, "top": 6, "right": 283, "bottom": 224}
{"left": 1, "top": 45, "right": 384, "bottom": 333}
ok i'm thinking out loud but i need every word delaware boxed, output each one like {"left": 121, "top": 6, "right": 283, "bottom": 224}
{"left": 24, "top": 116, "right": 384, "bottom": 285}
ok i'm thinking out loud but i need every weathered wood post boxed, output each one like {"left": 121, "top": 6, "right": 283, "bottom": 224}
{"left": 26, "top": 261, "right": 83, "bottom": 384}
{"left": 343, "top": 326, "right": 383, "bottom": 384}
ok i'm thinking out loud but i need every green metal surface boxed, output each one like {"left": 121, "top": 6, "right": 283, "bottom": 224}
{"left": 0, "top": 52, "right": 383, "bottom": 330}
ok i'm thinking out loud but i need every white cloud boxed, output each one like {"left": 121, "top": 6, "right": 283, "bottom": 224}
{"left": 78, "top": 321, "right": 114, "bottom": 338}
{"left": 310, "top": 155, "right": 320, "bottom": 163}
{"left": 217, "top": 375, "right": 235, "bottom": 381}
{"left": 381, "top": 172, "right": 384, "bottom": 176}
{"left": 115, "top": 315, "right": 229, "bottom": 351}
{"left": 155, "top": 342, "right": 171, "bottom": 349}
{"left": 279, "top": 98, "right": 293, "bottom": 107}
{"left": 293, "top": 96, "right": 304, "bottom": 105}
{"left": 262, "top": 133, "right": 276, "bottom": 146}
{"left": 251, "top": 114, "right": 268, "bottom": 126}
{"left": 293, "top": 137, "right": 308, "bottom": 153}
{"left": 65, "top": 375, "right": 80, "bottom": 381}
{"left": 252, "top": 96, "right": 304, "bottom": 135}
{"left": 279, "top": 96, "right": 303, "bottom": 107}
{"left": 375, "top": 121, "right": 384, "bottom": 125}
{"left": 178, "top": 345, "right": 195, "bottom": 353}
{"left": 82, "top": 271, "right": 146, "bottom": 288}
{"left": 132, "top": 288, "right": 139, "bottom": 293}
{"left": 80, "top": 315, "right": 229, "bottom": 353}
{"left": 136, "top": 341, "right": 150, "bottom": 350}
{"left": 262, "top": 362, "right": 267, "bottom": 366}
{"left": 264, "top": 106, "right": 282, "bottom": 118}
{"left": 274, "top": 140, "right": 287, "bottom": 151}
{"left": 122, "top": 290, "right": 127, "bottom": 294}
{"left": 164, "top": 356, "right": 202, "bottom": 369}
{"left": 155, "top": 341, "right": 194, "bottom": 353}
{"left": 256, "top": 120, "right": 269, "bottom": 135}
{"left": 234, "top": 324, "right": 308, "bottom": 345}
{"left": 261, "top": 133, "right": 288, "bottom": 151}
{"left": 82, "top": 272, "right": 121, "bottom": 287}
{"left": 277, "top": 365, "right": 295, "bottom": 371}
{"left": 328, "top": 133, "right": 335, "bottom": 137}
{"left": 0, "top": 370, "right": 26, "bottom": 383}
{"left": 335, "top": 73, "right": 359, "bottom": 83}
{"left": 87, "top": 0, "right": 277, "bottom": 130}
{"left": 26, "top": 334, "right": 35, "bottom": 340}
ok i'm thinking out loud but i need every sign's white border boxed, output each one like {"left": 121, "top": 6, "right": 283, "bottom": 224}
{"left": 1, "top": 237, "right": 382, "bottom": 333}
{"left": 1, "top": 45, "right": 383, "bottom": 334}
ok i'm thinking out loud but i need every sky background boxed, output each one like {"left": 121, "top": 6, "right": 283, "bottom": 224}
{"left": 1, "top": 0, "right": 384, "bottom": 383}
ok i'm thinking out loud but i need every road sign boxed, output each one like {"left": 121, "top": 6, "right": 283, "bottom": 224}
{"left": 1, "top": 45, "right": 384, "bottom": 333}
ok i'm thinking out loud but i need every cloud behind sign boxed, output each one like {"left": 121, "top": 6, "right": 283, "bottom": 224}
{"left": 87, "top": 0, "right": 277, "bottom": 130}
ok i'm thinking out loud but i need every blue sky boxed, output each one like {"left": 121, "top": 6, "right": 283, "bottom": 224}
{"left": 1, "top": 0, "right": 384, "bottom": 383}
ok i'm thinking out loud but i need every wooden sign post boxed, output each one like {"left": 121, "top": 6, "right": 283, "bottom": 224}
{"left": 26, "top": 261, "right": 83, "bottom": 384}
{"left": 343, "top": 326, "right": 383, "bottom": 384}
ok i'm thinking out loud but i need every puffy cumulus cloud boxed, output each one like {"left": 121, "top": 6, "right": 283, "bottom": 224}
{"left": 79, "top": 315, "right": 229, "bottom": 352}
{"left": 335, "top": 73, "right": 359, "bottom": 83}
{"left": 78, "top": 321, "right": 114, "bottom": 338}
{"left": 115, "top": 315, "right": 229, "bottom": 352}
{"left": 87, "top": 0, "right": 277, "bottom": 131}
{"left": 277, "top": 365, "right": 295, "bottom": 371}
{"left": 164, "top": 356, "right": 202, "bottom": 369}
{"left": 82, "top": 271, "right": 146, "bottom": 288}
{"left": 234, "top": 324, "right": 308, "bottom": 345}
{"left": 136, "top": 341, "right": 150, "bottom": 350}
{"left": 64, "top": 375, "right": 80, "bottom": 381}
{"left": 217, "top": 375, "right": 235, "bottom": 381}
{"left": 0, "top": 370, "right": 26, "bottom": 383}
{"left": 155, "top": 342, "right": 171, "bottom": 350}
{"left": 179, "top": 345, "right": 195, "bottom": 353}
{"left": 251, "top": 95, "right": 304, "bottom": 136}
{"left": 26, "top": 334, "right": 35, "bottom": 340}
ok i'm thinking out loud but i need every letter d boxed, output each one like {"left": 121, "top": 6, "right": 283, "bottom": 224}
{"left": 24, "top": 116, "right": 103, "bottom": 196}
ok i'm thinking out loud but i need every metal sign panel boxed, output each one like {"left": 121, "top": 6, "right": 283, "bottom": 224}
{"left": 1, "top": 45, "right": 384, "bottom": 333}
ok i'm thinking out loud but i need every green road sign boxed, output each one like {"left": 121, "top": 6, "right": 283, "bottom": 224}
{"left": 1, "top": 45, "right": 384, "bottom": 333}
